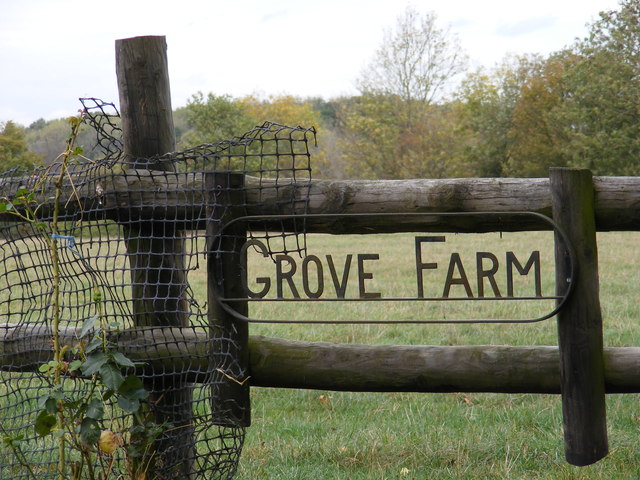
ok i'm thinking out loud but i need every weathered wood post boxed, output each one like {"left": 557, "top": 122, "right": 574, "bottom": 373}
{"left": 206, "top": 172, "right": 250, "bottom": 426}
{"left": 116, "top": 35, "right": 195, "bottom": 478}
{"left": 550, "top": 167, "right": 608, "bottom": 466}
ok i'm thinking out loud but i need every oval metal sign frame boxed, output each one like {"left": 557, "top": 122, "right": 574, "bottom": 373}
{"left": 212, "top": 212, "right": 576, "bottom": 325}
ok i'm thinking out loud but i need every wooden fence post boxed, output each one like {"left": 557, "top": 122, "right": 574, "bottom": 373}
{"left": 550, "top": 167, "right": 608, "bottom": 466}
{"left": 206, "top": 172, "right": 250, "bottom": 426}
{"left": 116, "top": 35, "right": 194, "bottom": 478}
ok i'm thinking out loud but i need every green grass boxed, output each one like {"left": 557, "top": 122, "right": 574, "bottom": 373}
{"left": 2, "top": 230, "right": 639, "bottom": 478}
{"left": 229, "top": 231, "right": 640, "bottom": 479}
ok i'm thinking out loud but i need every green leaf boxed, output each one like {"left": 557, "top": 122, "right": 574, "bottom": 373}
{"left": 50, "top": 389, "right": 64, "bottom": 400}
{"left": 117, "top": 396, "right": 140, "bottom": 413}
{"left": 99, "top": 363, "right": 124, "bottom": 391}
{"left": 44, "top": 397, "right": 58, "bottom": 415}
{"left": 62, "top": 397, "right": 81, "bottom": 410}
{"left": 118, "top": 374, "right": 144, "bottom": 392}
{"left": 86, "top": 398, "right": 104, "bottom": 420}
{"left": 37, "top": 395, "right": 50, "bottom": 410}
{"left": 80, "top": 315, "right": 98, "bottom": 338}
{"left": 126, "top": 443, "right": 144, "bottom": 459}
{"left": 69, "top": 360, "right": 83, "bottom": 372}
{"left": 85, "top": 335, "right": 103, "bottom": 354}
{"left": 35, "top": 410, "right": 56, "bottom": 437}
{"left": 81, "top": 352, "right": 109, "bottom": 375}
{"left": 79, "top": 417, "right": 100, "bottom": 444}
{"left": 2, "top": 434, "right": 25, "bottom": 448}
{"left": 72, "top": 146, "right": 84, "bottom": 156}
{"left": 38, "top": 363, "right": 52, "bottom": 374}
{"left": 118, "top": 375, "right": 148, "bottom": 401}
{"left": 111, "top": 352, "right": 136, "bottom": 368}
{"left": 102, "top": 389, "right": 115, "bottom": 402}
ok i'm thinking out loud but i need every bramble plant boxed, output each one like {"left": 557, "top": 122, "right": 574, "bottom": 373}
{"left": 0, "top": 114, "right": 164, "bottom": 480}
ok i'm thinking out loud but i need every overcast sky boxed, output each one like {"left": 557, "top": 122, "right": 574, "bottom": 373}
{"left": 0, "top": 0, "right": 621, "bottom": 126}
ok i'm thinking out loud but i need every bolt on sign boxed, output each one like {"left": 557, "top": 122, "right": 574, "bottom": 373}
{"left": 219, "top": 213, "right": 574, "bottom": 324}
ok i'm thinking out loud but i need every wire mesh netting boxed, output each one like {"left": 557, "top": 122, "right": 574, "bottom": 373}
{"left": 0, "top": 99, "right": 314, "bottom": 479}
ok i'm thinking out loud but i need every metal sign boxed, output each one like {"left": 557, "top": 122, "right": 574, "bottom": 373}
{"left": 215, "top": 212, "right": 576, "bottom": 324}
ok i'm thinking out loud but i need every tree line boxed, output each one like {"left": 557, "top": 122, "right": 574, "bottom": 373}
{"left": 2, "top": 0, "right": 638, "bottom": 180}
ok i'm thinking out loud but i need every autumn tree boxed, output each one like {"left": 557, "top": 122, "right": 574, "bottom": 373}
{"left": 0, "top": 121, "right": 42, "bottom": 171}
{"left": 239, "top": 94, "right": 332, "bottom": 176}
{"left": 26, "top": 118, "right": 99, "bottom": 163}
{"left": 340, "top": 7, "right": 468, "bottom": 179}
{"left": 458, "top": 1, "right": 640, "bottom": 177}
{"left": 504, "top": 56, "right": 570, "bottom": 176}
{"left": 179, "top": 92, "right": 255, "bottom": 148}
{"left": 179, "top": 92, "right": 335, "bottom": 176}
{"left": 338, "top": 94, "right": 402, "bottom": 179}
{"left": 358, "top": 6, "right": 466, "bottom": 110}
{"left": 456, "top": 54, "right": 545, "bottom": 177}
{"left": 552, "top": 0, "right": 640, "bottom": 174}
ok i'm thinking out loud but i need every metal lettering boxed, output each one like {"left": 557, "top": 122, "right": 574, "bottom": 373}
{"left": 506, "top": 251, "right": 542, "bottom": 297}
{"left": 476, "top": 252, "right": 501, "bottom": 298}
{"left": 357, "top": 254, "right": 381, "bottom": 299}
{"left": 240, "top": 239, "right": 271, "bottom": 299}
{"left": 442, "top": 253, "right": 473, "bottom": 298}
{"left": 415, "top": 236, "right": 446, "bottom": 298}
{"left": 326, "top": 254, "right": 352, "bottom": 299}
{"left": 302, "top": 255, "right": 324, "bottom": 299}
{"left": 275, "top": 254, "right": 300, "bottom": 299}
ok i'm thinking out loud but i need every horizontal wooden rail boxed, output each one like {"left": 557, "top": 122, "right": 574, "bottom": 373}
{"left": 2, "top": 324, "right": 639, "bottom": 393}
{"left": 2, "top": 172, "right": 640, "bottom": 233}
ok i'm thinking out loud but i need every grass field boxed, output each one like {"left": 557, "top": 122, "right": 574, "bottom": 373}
{"left": 229, "top": 230, "right": 640, "bottom": 479}
{"left": 1, "top": 229, "right": 638, "bottom": 479}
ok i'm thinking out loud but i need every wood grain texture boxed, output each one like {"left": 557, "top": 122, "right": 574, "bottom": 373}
{"left": 4, "top": 173, "right": 640, "bottom": 233}
{"left": 551, "top": 168, "right": 608, "bottom": 466}
{"left": 2, "top": 324, "right": 640, "bottom": 394}
{"left": 206, "top": 172, "right": 250, "bottom": 426}
{"left": 116, "top": 35, "right": 194, "bottom": 479}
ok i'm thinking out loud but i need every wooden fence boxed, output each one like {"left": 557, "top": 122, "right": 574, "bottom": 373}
{"left": 2, "top": 36, "right": 640, "bottom": 476}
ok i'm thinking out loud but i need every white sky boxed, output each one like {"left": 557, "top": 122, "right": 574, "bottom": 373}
{"left": 0, "top": 0, "right": 621, "bottom": 126}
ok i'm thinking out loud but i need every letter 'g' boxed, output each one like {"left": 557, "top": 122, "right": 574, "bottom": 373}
{"left": 240, "top": 239, "right": 271, "bottom": 298}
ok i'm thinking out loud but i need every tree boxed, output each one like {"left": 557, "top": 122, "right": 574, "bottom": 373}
{"left": 456, "top": 54, "right": 545, "bottom": 177}
{"left": 504, "top": 57, "right": 570, "bottom": 176}
{"left": 0, "top": 121, "right": 42, "bottom": 172}
{"left": 457, "top": 1, "right": 640, "bottom": 177}
{"left": 358, "top": 6, "right": 467, "bottom": 108}
{"left": 179, "top": 92, "right": 255, "bottom": 148}
{"left": 180, "top": 92, "right": 334, "bottom": 176}
{"left": 339, "top": 7, "right": 468, "bottom": 179}
{"left": 239, "top": 94, "right": 319, "bottom": 127}
{"left": 26, "top": 118, "right": 99, "bottom": 163}
{"left": 553, "top": 0, "right": 640, "bottom": 175}
{"left": 239, "top": 94, "right": 332, "bottom": 177}
{"left": 338, "top": 94, "right": 402, "bottom": 179}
